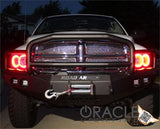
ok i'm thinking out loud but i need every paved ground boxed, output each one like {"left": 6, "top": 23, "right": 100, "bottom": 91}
{"left": 0, "top": 105, "right": 160, "bottom": 129}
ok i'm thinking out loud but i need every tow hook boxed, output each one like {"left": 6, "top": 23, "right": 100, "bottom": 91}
{"left": 45, "top": 84, "right": 94, "bottom": 100}
{"left": 45, "top": 89, "right": 73, "bottom": 100}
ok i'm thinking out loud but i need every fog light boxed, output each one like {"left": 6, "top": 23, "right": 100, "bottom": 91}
{"left": 21, "top": 80, "right": 28, "bottom": 87}
{"left": 11, "top": 78, "right": 18, "bottom": 85}
{"left": 134, "top": 79, "right": 139, "bottom": 86}
{"left": 143, "top": 78, "right": 149, "bottom": 84}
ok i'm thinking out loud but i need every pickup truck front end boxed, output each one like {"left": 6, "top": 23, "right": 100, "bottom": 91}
{"left": 4, "top": 14, "right": 157, "bottom": 128}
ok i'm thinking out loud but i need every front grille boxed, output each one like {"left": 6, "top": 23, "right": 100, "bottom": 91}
{"left": 85, "top": 42, "right": 130, "bottom": 62}
{"left": 30, "top": 40, "right": 130, "bottom": 63}
{"left": 29, "top": 39, "right": 131, "bottom": 74}
{"left": 31, "top": 41, "right": 78, "bottom": 62}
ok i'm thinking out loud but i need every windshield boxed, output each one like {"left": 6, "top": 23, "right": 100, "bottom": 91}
{"left": 34, "top": 15, "right": 126, "bottom": 35}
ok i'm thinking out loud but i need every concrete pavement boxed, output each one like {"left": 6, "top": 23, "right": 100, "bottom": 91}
{"left": 1, "top": 105, "right": 160, "bottom": 129}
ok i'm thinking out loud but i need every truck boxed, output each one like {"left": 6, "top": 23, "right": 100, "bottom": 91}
{"left": 4, "top": 14, "right": 157, "bottom": 127}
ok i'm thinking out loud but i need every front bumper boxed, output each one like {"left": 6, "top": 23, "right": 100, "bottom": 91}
{"left": 4, "top": 70, "right": 156, "bottom": 106}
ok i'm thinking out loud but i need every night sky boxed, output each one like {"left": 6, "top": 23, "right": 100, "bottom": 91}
{"left": 0, "top": 0, "right": 83, "bottom": 14}
{"left": 0, "top": 0, "right": 159, "bottom": 15}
